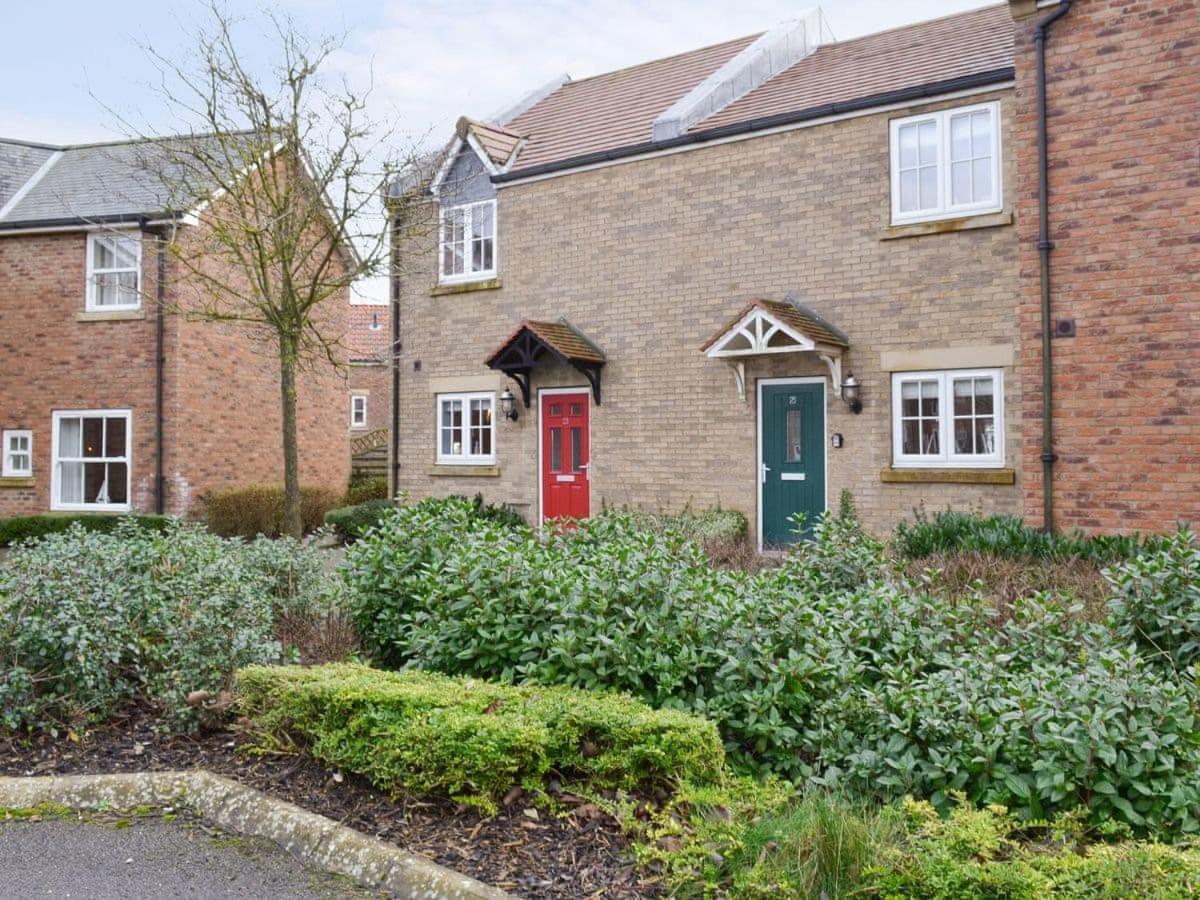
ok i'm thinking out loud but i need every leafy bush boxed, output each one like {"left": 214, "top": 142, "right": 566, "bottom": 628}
{"left": 345, "top": 496, "right": 1200, "bottom": 835}
{"left": 324, "top": 499, "right": 394, "bottom": 544}
{"left": 0, "top": 522, "right": 341, "bottom": 732}
{"left": 345, "top": 476, "right": 389, "bottom": 506}
{"left": 235, "top": 663, "right": 724, "bottom": 812}
{"left": 0, "top": 513, "right": 170, "bottom": 548}
{"left": 463, "top": 492, "right": 526, "bottom": 528}
{"left": 894, "top": 510, "right": 1166, "bottom": 564}
{"left": 1108, "top": 529, "right": 1200, "bottom": 668}
{"left": 205, "top": 485, "right": 343, "bottom": 538}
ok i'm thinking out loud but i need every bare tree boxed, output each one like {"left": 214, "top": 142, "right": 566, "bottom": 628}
{"left": 121, "top": 4, "right": 403, "bottom": 536}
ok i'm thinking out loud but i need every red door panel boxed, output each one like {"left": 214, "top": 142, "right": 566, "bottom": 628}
{"left": 541, "top": 392, "right": 589, "bottom": 521}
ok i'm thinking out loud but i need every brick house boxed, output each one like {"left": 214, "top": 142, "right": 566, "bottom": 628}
{"left": 0, "top": 135, "right": 351, "bottom": 518}
{"left": 347, "top": 300, "right": 391, "bottom": 478}
{"left": 389, "top": 1, "right": 1196, "bottom": 543}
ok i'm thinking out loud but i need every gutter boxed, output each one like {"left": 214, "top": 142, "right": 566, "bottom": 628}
{"left": 1035, "top": 0, "right": 1071, "bottom": 533}
{"left": 493, "top": 67, "right": 1016, "bottom": 184}
{"left": 0, "top": 213, "right": 171, "bottom": 234}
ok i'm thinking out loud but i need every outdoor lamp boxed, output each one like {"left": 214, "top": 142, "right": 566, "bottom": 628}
{"left": 842, "top": 373, "right": 862, "bottom": 414}
{"left": 500, "top": 387, "right": 519, "bottom": 422}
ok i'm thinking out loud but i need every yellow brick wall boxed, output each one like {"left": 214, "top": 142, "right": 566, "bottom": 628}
{"left": 395, "top": 89, "right": 1021, "bottom": 538}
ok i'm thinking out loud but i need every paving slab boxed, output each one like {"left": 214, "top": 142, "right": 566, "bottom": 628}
{"left": 0, "top": 816, "right": 376, "bottom": 899}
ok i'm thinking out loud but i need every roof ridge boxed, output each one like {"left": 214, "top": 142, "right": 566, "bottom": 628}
{"left": 830, "top": 2, "right": 1009, "bottom": 47}
{"left": 558, "top": 32, "right": 763, "bottom": 90}
{"left": 0, "top": 137, "right": 64, "bottom": 151}
{"left": 29, "top": 128, "right": 258, "bottom": 152}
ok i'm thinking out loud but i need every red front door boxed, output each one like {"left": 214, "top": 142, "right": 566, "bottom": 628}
{"left": 541, "top": 392, "right": 590, "bottom": 521}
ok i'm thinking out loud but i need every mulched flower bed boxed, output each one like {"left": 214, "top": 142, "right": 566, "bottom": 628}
{"left": 0, "top": 705, "right": 655, "bottom": 899}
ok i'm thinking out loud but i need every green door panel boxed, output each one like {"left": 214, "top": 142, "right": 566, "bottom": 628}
{"left": 761, "top": 382, "right": 826, "bottom": 546}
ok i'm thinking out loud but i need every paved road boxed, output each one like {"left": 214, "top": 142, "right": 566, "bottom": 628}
{"left": 0, "top": 817, "right": 377, "bottom": 899}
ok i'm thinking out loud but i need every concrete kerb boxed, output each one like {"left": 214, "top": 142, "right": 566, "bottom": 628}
{"left": 0, "top": 771, "right": 514, "bottom": 900}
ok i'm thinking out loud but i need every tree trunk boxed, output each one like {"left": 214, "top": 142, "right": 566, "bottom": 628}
{"left": 279, "top": 340, "right": 303, "bottom": 538}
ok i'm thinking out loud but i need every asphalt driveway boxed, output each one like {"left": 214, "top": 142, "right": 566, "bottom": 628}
{"left": 0, "top": 816, "right": 377, "bottom": 899}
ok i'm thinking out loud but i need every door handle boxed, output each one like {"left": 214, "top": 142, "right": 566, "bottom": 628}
{"left": 760, "top": 463, "right": 771, "bottom": 483}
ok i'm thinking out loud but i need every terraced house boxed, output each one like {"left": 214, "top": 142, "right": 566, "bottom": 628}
{"left": 0, "top": 135, "right": 350, "bottom": 518}
{"left": 390, "top": 1, "right": 1198, "bottom": 544}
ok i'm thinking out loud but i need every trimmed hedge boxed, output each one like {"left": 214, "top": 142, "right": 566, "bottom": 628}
{"left": 235, "top": 663, "right": 724, "bottom": 812}
{"left": 206, "top": 485, "right": 343, "bottom": 538}
{"left": 0, "top": 513, "right": 170, "bottom": 548}
{"left": 324, "top": 499, "right": 394, "bottom": 543}
{"left": 345, "top": 476, "right": 389, "bottom": 506}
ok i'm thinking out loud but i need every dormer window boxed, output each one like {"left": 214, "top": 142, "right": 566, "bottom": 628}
{"left": 439, "top": 200, "right": 496, "bottom": 284}
{"left": 86, "top": 232, "right": 142, "bottom": 311}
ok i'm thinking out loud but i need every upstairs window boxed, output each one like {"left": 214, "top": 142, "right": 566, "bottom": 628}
{"left": 436, "top": 392, "right": 495, "bottom": 464}
{"left": 439, "top": 200, "right": 496, "bottom": 283}
{"left": 51, "top": 410, "right": 131, "bottom": 511}
{"left": 86, "top": 232, "right": 142, "bottom": 310}
{"left": 891, "top": 369, "right": 1004, "bottom": 468}
{"left": 350, "top": 394, "right": 368, "bottom": 428}
{"left": 2, "top": 430, "right": 32, "bottom": 478}
{"left": 890, "top": 102, "right": 1001, "bottom": 224}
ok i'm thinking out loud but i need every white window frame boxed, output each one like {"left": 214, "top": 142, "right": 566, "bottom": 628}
{"left": 891, "top": 369, "right": 1005, "bottom": 469}
{"left": 85, "top": 231, "right": 143, "bottom": 311}
{"left": 50, "top": 409, "right": 133, "bottom": 512}
{"left": 350, "top": 394, "right": 368, "bottom": 428}
{"left": 436, "top": 392, "right": 496, "bottom": 465}
{"left": 437, "top": 199, "right": 498, "bottom": 285}
{"left": 890, "top": 101, "right": 1002, "bottom": 225}
{"left": 2, "top": 429, "right": 32, "bottom": 478}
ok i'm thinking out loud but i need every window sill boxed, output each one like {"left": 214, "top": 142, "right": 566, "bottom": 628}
{"left": 881, "top": 211, "right": 1013, "bottom": 241}
{"left": 0, "top": 476, "right": 35, "bottom": 489}
{"left": 880, "top": 467, "right": 1015, "bottom": 485}
{"left": 430, "top": 278, "right": 502, "bottom": 296}
{"left": 427, "top": 464, "right": 500, "bottom": 478}
{"left": 76, "top": 309, "right": 145, "bottom": 322}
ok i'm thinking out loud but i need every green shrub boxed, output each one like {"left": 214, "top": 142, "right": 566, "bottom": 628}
{"left": 0, "top": 521, "right": 338, "bottom": 732}
{"left": 205, "top": 485, "right": 343, "bottom": 538}
{"left": 344, "top": 496, "right": 1200, "bottom": 835}
{"left": 894, "top": 510, "right": 1165, "bottom": 564}
{"left": 345, "top": 476, "right": 389, "bottom": 506}
{"left": 463, "top": 492, "right": 526, "bottom": 528}
{"left": 0, "top": 513, "right": 170, "bottom": 548}
{"left": 1108, "top": 529, "right": 1200, "bottom": 668}
{"left": 235, "top": 663, "right": 724, "bottom": 812}
{"left": 324, "top": 499, "right": 394, "bottom": 544}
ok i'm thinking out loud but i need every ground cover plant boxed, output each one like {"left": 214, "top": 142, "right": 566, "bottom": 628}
{"left": 344, "top": 496, "right": 1200, "bottom": 838}
{"left": 236, "top": 662, "right": 724, "bottom": 813}
{"left": 0, "top": 520, "right": 348, "bottom": 733}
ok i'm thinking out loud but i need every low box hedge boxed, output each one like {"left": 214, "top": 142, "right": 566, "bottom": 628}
{"left": 236, "top": 663, "right": 724, "bottom": 811}
{"left": 206, "top": 485, "right": 343, "bottom": 538}
{"left": 0, "top": 513, "right": 170, "bottom": 548}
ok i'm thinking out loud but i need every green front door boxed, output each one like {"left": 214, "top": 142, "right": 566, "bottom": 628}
{"left": 760, "top": 381, "right": 826, "bottom": 546}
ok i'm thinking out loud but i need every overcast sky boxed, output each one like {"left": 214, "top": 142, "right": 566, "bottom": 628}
{"left": 1, "top": 0, "right": 996, "bottom": 300}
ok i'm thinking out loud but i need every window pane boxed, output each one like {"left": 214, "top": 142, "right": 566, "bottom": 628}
{"left": 550, "top": 427, "right": 562, "bottom": 472}
{"left": 111, "top": 236, "right": 139, "bottom": 270}
{"left": 571, "top": 427, "right": 583, "bottom": 471}
{"left": 105, "top": 416, "right": 126, "bottom": 458}
{"left": 976, "top": 418, "right": 996, "bottom": 454}
{"left": 971, "top": 111, "right": 992, "bottom": 158}
{"left": 550, "top": 404, "right": 561, "bottom": 417}
{"left": 953, "top": 378, "right": 974, "bottom": 415}
{"left": 84, "top": 461, "right": 108, "bottom": 503}
{"left": 919, "top": 166, "right": 938, "bottom": 209}
{"left": 569, "top": 404, "right": 583, "bottom": 417}
{"left": 920, "top": 380, "right": 939, "bottom": 417}
{"left": 900, "top": 381, "right": 920, "bottom": 417}
{"left": 59, "top": 417, "right": 82, "bottom": 457}
{"left": 898, "top": 124, "right": 918, "bottom": 169}
{"left": 83, "top": 417, "right": 104, "bottom": 457}
{"left": 899, "top": 171, "right": 918, "bottom": 211}
{"left": 950, "top": 114, "right": 971, "bottom": 161}
{"left": 107, "top": 463, "right": 128, "bottom": 503}
{"left": 902, "top": 420, "right": 920, "bottom": 455}
{"left": 918, "top": 121, "right": 938, "bottom": 165}
{"left": 921, "top": 419, "right": 940, "bottom": 454}
{"left": 785, "top": 408, "right": 802, "bottom": 462}
{"left": 974, "top": 378, "right": 995, "bottom": 415}
{"left": 60, "top": 461, "right": 84, "bottom": 504}
{"left": 952, "top": 160, "right": 972, "bottom": 206}
{"left": 473, "top": 203, "right": 494, "bottom": 240}
{"left": 93, "top": 236, "right": 116, "bottom": 269}
{"left": 973, "top": 158, "right": 992, "bottom": 203}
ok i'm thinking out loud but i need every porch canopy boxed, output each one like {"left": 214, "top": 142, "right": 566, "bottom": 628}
{"left": 485, "top": 317, "right": 606, "bottom": 407}
{"left": 699, "top": 298, "right": 849, "bottom": 401}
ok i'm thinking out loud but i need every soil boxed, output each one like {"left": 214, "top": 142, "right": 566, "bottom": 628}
{"left": 0, "top": 705, "right": 654, "bottom": 899}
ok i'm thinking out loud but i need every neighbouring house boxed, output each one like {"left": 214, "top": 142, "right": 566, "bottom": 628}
{"left": 388, "top": 0, "right": 1197, "bottom": 543}
{"left": 0, "top": 135, "right": 351, "bottom": 519}
{"left": 347, "top": 299, "right": 391, "bottom": 480}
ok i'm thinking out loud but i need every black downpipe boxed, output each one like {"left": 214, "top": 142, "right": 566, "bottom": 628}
{"left": 154, "top": 233, "right": 167, "bottom": 515}
{"left": 389, "top": 215, "right": 402, "bottom": 496}
{"left": 1035, "top": 0, "right": 1071, "bottom": 534}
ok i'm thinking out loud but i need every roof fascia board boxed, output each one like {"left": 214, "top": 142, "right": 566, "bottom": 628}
{"left": 427, "top": 137, "right": 465, "bottom": 197}
{"left": 652, "top": 10, "right": 826, "bottom": 141}
{"left": 488, "top": 73, "right": 571, "bottom": 127}
{"left": 0, "top": 216, "right": 149, "bottom": 236}
{"left": 0, "top": 150, "right": 63, "bottom": 221}
{"left": 495, "top": 68, "right": 1014, "bottom": 188}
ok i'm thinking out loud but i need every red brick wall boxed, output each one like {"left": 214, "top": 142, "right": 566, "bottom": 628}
{"left": 1011, "top": 0, "right": 1200, "bottom": 533}
{"left": 0, "top": 232, "right": 160, "bottom": 516}
{"left": 346, "top": 303, "right": 391, "bottom": 433}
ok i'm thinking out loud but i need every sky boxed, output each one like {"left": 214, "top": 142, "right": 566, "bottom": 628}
{"left": 0, "top": 0, "right": 997, "bottom": 299}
